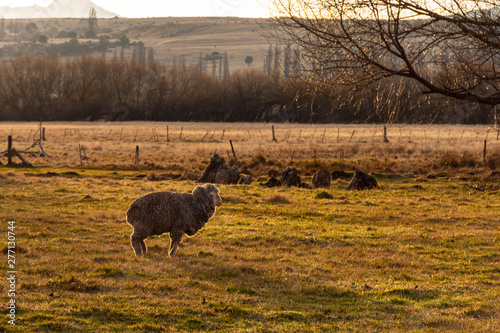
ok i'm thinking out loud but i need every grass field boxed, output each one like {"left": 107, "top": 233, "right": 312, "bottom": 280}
{"left": 0, "top": 122, "right": 499, "bottom": 332}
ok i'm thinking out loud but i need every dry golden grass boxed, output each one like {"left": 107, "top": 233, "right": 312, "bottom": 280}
{"left": 1, "top": 122, "right": 499, "bottom": 178}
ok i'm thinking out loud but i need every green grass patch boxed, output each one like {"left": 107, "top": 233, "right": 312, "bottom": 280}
{"left": 0, "top": 167, "right": 498, "bottom": 332}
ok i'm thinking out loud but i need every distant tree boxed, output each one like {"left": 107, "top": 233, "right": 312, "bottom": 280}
{"left": 38, "top": 35, "right": 48, "bottom": 44}
{"left": 57, "top": 30, "right": 69, "bottom": 38}
{"left": 88, "top": 7, "right": 98, "bottom": 32}
{"left": 264, "top": 45, "right": 273, "bottom": 76}
{"left": 224, "top": 52, "right": 230, "bottom": 78}
{"left": 147, "top": 47, "right": 154, "bottom": 64}
{"left": 97, "top": 36, "right": 109, "bottom": 52}
{"left": 283, "top": 47, "right": 291, "bottom": 77}
{"left": 245, "top": 56, "right": 254, "bottom": 66}
{"left": 25, "top": 22, "right": 37, "bottom": 33}
{"left": 118, "top": 35, "right": 130, "bottom": 47}
{"left": 68, "top": 31, "right": 77, "bottom": 39}
{"left": 0, "top": 18, "right": 5, "bottom": 42}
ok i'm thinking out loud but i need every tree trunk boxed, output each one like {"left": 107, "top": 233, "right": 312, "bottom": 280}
{"left": 198, "top": 153, "right": 226, "bottom": 183}
{"left": 278, "top": 166, "right": 301, "bottom": 187}
{"left": 345, "top": 171, "right": 378, "bottom": 190}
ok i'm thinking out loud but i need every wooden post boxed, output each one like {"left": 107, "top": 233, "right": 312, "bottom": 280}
{"left": 230, "top": 140, "right": 237, "bottom": 161}
{"left": 483, "top": 139, "right": 487, "bottom": 163}
{"left": 135, "top": 146, "right": 140, "bottom": 165}
{"left": 39, "top": 120, "right": 43, "bottom": 142}
{"left": 12, "top": 148, "right": 32, "bottom": 167}
{"left": 321, "top": 129, "right": 326, "bottom": 143}
{"left": 179, "top": 127, "right": 183, "bottom": 141}
{"left": 220, "top": 129, "right": 225, "bottom": 142}
{"left": 79, "top": 144, "right": 83, "bottom": 166}
{"left": 271, "top": 125, "right": 277, "bottom": 142}
{"left": 298, "top": 129, "right": 302, "bottom": 143}
{"left": 337, "top": 128, "right": 340, "bottom": 142}
{"left": 105, "top": 129, "right": 113, "bottom": 140}
{"left": 383, "top": 126, "right": 389, "bottom": 143}
{"left": 7, "top": 135, "right": 12, "bottom": 165}
{"left": 167, "top": 126, "right": 170, "bottom": 142}
{"left": 42, "top": 127, "right": 46, "bottom": 141}
{"left": 310, "top": 129, "right": 317, "bottom": 143}
{"left": 290, "top": 150, "right": 295, "bottom": 163}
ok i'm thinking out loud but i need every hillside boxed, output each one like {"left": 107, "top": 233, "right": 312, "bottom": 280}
{"left": 0, "top": 0, "right": 118, "bottom": 19}
{"left": 0, "top": 16, "right": 272, "bottom": 72}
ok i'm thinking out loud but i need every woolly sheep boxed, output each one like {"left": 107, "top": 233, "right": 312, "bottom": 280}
{"left": 126, "top": 184, "right": 222, "bottom": 257}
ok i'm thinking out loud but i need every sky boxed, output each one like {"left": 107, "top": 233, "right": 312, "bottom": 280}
{"left": 0, "top": 0, "right": 273, "bottom": 18}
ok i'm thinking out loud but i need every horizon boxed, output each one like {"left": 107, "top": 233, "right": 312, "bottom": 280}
{"left": 0, "top": 0, "right": 273, "bottom": 19}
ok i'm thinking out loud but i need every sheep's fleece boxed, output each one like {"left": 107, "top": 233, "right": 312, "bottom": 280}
{"left": 127, "top": 184, "right": 222, "bottom": 257}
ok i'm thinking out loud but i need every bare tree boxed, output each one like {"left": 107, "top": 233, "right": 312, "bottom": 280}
{"left": 270, "top": 0, "right": 500, "bottom": 121}
{"left": 88, "top": 7, "right": 98, "bottom": 33}
{"left": 0, "top": 18, "right": 5, "bottom": 42}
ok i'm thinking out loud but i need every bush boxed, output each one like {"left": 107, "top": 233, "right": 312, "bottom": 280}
{"left": 38, "top": 35, "right": 48, "bottom": 44}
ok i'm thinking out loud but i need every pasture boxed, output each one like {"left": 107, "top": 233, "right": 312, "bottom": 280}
{"left": 0, "top": 122, "right": 499, "bottom": 332}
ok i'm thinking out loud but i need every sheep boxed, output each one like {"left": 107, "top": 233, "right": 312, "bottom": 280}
{"left": 126, "top": 184, "right": 222, "bottom": 257}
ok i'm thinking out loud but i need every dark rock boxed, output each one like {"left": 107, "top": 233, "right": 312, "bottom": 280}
{"left": 278, "top": 166, "right": 301, "bottom": 187}
{"left": 345, "top": 171, "right": 378, "bottom": 190}
{"left": 331, "top": 170, "right": 353, "bottom": 180}
{"left": 312, "top": 169, "right": 332, "bottom": 188}
{"left": 261, "top": 176, "right": 279, "bottom": 187}
{"left": 198, "top": 153, "right": 226, "bottom": 183}
{"left": 215, "top": 165, "right": 240, "bottom": 184}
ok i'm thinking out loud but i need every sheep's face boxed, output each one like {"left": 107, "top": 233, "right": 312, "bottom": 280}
{"left": 204, "top": 184, "right": 223, "bottom": 207}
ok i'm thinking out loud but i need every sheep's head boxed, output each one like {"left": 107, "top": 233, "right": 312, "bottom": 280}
{"left": 203, "top": 184, "right": 222, "bottom": 207}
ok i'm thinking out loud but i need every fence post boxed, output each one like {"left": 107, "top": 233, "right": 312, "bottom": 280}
{"left": 230, "top": 140, "right": 237, "bottom": 161}
{"left": 271, "top": 125, "right": 277, "bottom": 142}
{"left": 7, "top": 135, "right": 12, "bottom": 165}
{"left": 483, "top": 139, "right": 487, "bottom": 163}
{"left": 135, "top": 146, "right": 140, "bottom": 165}
{"left": 383, "top": 126, "right": 389, "bottom": 143}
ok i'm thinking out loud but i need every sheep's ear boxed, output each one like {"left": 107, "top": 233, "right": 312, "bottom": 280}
{"left": 203, "top": 184, "right": 219, "bottom": 193}
{"left": 192, "top": 186, "right": 205, "bottom": 195}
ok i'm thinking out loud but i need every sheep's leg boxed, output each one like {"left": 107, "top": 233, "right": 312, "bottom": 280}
{"left": 131, "top": 232, "right": 145, "bottom": 257}
{"left": 140, "top": 239, "right": 147, "bottom": 254}
{"left": 169, "top": 232, "right": 183, "bottom": 257}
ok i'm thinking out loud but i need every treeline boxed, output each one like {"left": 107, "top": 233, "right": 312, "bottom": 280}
{"left": 0, "top": 54, "right": 495, "bottom": 123}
